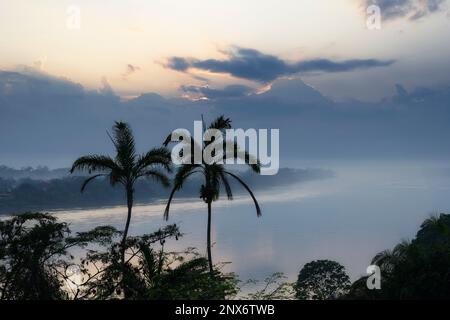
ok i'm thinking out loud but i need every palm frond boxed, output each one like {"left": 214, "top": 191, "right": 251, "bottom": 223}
{"left": 209, "top": 115, "right": 232, "bottom": 131}
{"left": 162, "top": 133, "right": 173, "bottom": 147}
{"left": 420, "top": 214, "right": 448, "bottom": 235}
{"left": 223, "top": 140, "right": 261, "bottom": 173}
{"left": 140, "top": 169, "right": 170, "bottom": 188}
{"left": 164, "top": 187, "right": 178, "bottom": 221}
{"left": 372, "top": 240, "right": 410, "bottom": 272}
{"left": 164, "top": 165, "right": 202, "bottom": 220}
{"left": 224, "top": 171, "right": 261, "bottom": 217}
{"left": 112, "top": 121, "right": 136, "bottom": 170}
{"left": 218, "top": 170, "right": 233, "bottom": 200}
{"left": 371, "top": 249, "right": 392, "bottom": 266}
{"left": 80, "top": 174, "right": 107, "bottom": 192}
{"left": 393, "top": 240, "right": 410, "bottom": 257}
{"left": 421, "top": 215, "right": 440, "bottom": 229}
{"left": 173, "top": 164, "right": 202, "bottom": 190}
{"left": 135, "top": 147, "right": 172, "bottom": 173}
{"left": 109, "top": 170, "right": 124, "bottom": 186}
{"left": 163, "top": 132, "right": 202, "bottom": 163}
{"left": 70, "top": 155, "right": 118, "bottom": 174}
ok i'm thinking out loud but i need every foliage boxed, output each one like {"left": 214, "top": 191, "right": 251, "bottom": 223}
{"left": 163, "top": 115, "right": 261, "bottom": 215}
{"left": 77, "top": 225, "right": 238, "bottom": 300}
{"left": 163, "top": 115, "right": 261, "bottom": 273}
{"left": 347, "top": 213, "right": 450, "bottom": 299}
{"left": 241, "top": 272, "right": 295, "bottom": 300}
{"left": 70, "top": 122, "right": 172, "bottom": 192}
{"left": 70, "top": 121, "right": 172, "bottom": 268}
{"left": 74, "top": 225, "right": 237, "bottom": 300}
{"left": 0, "top": 213, "right": 73, "bottom": 299}
{"left": 146, "top": 258, "right": 238, "bottom": 300}
{"left": 0, "top": 213, "right": 238, "bottom": 300}
{"left": 295, "top": 260, "right": 351, "bottom": 300}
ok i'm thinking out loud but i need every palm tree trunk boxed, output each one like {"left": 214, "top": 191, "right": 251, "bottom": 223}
{"left": 121, "top": 187, "right": 133, "bottom": 265}
{"left": 207, "top": 200, "right": 213, "bottom": 274}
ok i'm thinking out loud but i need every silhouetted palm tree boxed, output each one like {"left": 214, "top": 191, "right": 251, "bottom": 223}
{"left": 70, "top": 121, "right": 172, "bottom": 264}
{"left": 163, "top": 116, "right": 261, "bottom": 273}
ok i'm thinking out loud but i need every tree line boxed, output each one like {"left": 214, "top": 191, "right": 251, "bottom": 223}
{"left": 2, "top": 211, "right": 449, "bottom": 299}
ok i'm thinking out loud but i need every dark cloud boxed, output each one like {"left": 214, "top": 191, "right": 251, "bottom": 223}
{"left": 1, "top": 68, "right": 450, "bottom": 167}
{"left": 166, "top": 57, "right": 191, "bottom": 71}
{"left": 190, "top": 48, "right": 288, "bottom": 82}
{"left": 165, "top": 47, "right": 394, "bottom": 83}
{"left": 365, "top": 0, "right": 446, "bottom": 21}
{"left": 392, "top": 83, "right": 449, "bottom": 104}
{"left": 0, "top": 66, "right": 84, "bottom": 97}
{"left": 0, "top": 69, "right": 203, "bottom": 167}
{"left": 295, "top": 58, "right": 394, "bottom": 73}
{"left": 181, "top": 84, "right": 254, "bottom": 99}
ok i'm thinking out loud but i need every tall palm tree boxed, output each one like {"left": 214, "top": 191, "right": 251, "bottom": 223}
{"left": 163, "top": 115, "right": 261, "bottom": 273}
{"left": 70, "top": 121, "right": 172, "bottom": 264}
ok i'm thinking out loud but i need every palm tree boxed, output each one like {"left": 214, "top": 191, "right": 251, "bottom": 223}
{"left": 163, "top": 115, "right": 261, "bottom": 273}
{"left": 70, "top": 121, "right": 172, "bottom": 264}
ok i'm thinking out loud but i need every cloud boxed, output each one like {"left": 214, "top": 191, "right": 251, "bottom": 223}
{"left": 100, "top": 76, "right": 115, "bottom": 95}
{"left": 1, "top": 66, "right": 84, "bottom": 97}
{"left": 122, "top": 64, "right": 141, "bottom": 80}
{"left": 295, "top": 58, "right": 394, "bottom": 73}
{"left": 165, "top": 47, "right": 394, "bottom": 83}
{"left": 392, "top": 83, "right": 450, "bottom": 103}
{"left": 364, "top": 0, "right": 447, "bottom": 21}
{"left": 0, "top": 68, "right": 198, "bottom": 167}
{"left": 166, "top": 57, "right": 191, "bottom": 71}
{"left": 2, "top": 68, "right": 450, "bottom": 167}
{"left": 181, "top": 84, "right": 254, "bottom": 99}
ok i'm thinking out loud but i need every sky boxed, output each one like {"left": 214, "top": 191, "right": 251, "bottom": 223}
{"left": 1, "top": 0, "right": 450, "bottom": 167}
{"left": 1, "top": 0, "right": 449, "bottom": 101}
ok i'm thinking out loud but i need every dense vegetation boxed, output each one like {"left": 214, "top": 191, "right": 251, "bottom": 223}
{"left": 0, "top": 213, "right": 237, "bottom": 299}
{"left": 347, "top": 213, "right": 450, "bottom": 299}
{"left": 1, "top": 212, "right": 449, "bottom": 300}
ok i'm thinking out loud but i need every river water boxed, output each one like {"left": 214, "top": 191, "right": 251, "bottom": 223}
{"left": 46, "top": 161, "right": 450, "bottom": 282}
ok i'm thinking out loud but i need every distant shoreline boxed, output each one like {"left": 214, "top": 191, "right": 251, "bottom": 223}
{"left": 0, "top": 167, "right": 334, "bottom": 215}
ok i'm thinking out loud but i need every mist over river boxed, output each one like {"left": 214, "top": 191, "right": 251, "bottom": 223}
{"left": 42, "top": 161, "right": 450, "bottom": 282}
